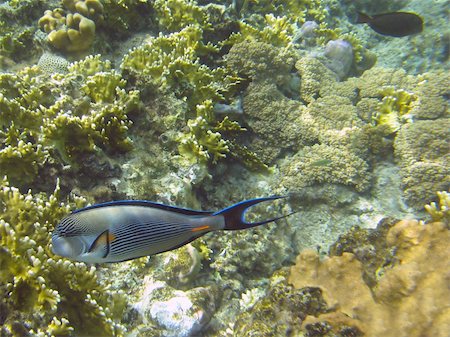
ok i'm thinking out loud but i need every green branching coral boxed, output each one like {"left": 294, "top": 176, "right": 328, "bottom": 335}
{"left": 98, "top": 0, "right": 152, "bottom": 37}
{"left": 228, "top": 0, "right": 333, "bottom": 47}
{"left": 0, "top": 55, "right": 139, "bottom": 187}
{"left": 0, "top": 179, "right": 126, "bottom": 336}
{"left": 178, "top": 100, "right": 268, "bottom": 170}
{"left": 152, "top": 0, "right": 210, "bottom": 32}
{"left": 121, "top": 26, "right": 240, "bottom": 110}
{"left": 425, "top": 191, "right": 450, "bottom": 225}
{"left": 374, "top": 87, "right": 417, "bottom": 134}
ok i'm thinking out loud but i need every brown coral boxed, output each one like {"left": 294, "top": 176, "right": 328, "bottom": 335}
{"left": 288, "top": 220, "right": 450, "bottom": 337}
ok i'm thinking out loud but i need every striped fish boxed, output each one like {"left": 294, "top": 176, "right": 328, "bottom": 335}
{"left": 51, "top": 196, "right": 293, "bottom": 263}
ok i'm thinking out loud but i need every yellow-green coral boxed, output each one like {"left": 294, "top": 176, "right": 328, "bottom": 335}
{"left": 0, "top": 56, "right": 138, "bottom": 186}
{"left": 121, "top": 26, "right": 239, "bottom": 109}
{"left": 62, "top": 0, "right": 104, "bottom": 20}
{"left": 0, "top": 179, "right": 126, "bottom": 336}
{"left": 425, "top": 191, "right": 450, "bottom": 225}
{"left": 177, "top": 100, "right": 267, "bottom": 169}
{"left": 152, "top": 0, "right": 210, "bottom": 31}
{"left": 228, "top": 0, "right": 333, "bottom": 47}
{"left": 178, "top": 101, "right": 230, "bottom": 164}
{"left": 374, "top": 87, "right": 417, "bottom": 133}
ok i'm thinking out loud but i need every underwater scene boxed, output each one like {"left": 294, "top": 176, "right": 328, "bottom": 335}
{"left": 0, "top": 0, "right": 449, "bottom": 336}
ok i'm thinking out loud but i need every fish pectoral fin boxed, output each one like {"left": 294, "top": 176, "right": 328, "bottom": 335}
{"left": 88, "top": 230, "right": 111, "bottom": 258}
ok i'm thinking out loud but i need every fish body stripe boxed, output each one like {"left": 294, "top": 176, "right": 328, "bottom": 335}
{"left": 109, "top": 221, "right": 200, "bottom": 258}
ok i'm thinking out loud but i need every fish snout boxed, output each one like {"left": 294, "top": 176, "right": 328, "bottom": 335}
{"left": 51, "top": 235, "right": 84, "bottom": 258}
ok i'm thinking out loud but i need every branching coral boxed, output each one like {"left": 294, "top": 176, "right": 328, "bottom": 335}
{"left": 121, "top": 26, "right": 240, "bottom": 110}
{"left": 373, "top": 87, "right": 417, "bottom": 134}
{"left": 0, "top": 179, "right": 126, "bottom": 336}
{"left": 425, "top": 191, "right": 450, "bottom": 225}
{"left": 152, "top": 0, "right": 210, "bottom": 32}
{"left": 0, "top": 55, "right": 138, "bottom": 187}
{"left": 177, "top": 100, "right": 267, "bottom": 169}
{"left": 288, "top": 220, "right": 450, "bottom": 337}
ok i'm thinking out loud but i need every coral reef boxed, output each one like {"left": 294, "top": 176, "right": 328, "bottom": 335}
{"left": 0, "top": 0, "right": 44, "bottom": 67}
{"left": 0, "top": 179, "right": 126, "bottom": 336}
{"left": 121, "top": 26, "right": 239, "bottom": 110}
{"left": 288, "top": 220, "right": 450, "bottom": 337}
{"left": 233, "top": 269, "right": 329, "bottom": 336}
{"left": 0, "top": 55, "right": 139, "bottom": 188}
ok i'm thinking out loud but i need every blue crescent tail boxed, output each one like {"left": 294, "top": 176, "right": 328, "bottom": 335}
{"left": 213, "top": 196, "right": 295, "bottom": 230}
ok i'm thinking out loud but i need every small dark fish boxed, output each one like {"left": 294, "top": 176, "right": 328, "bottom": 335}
{"left": 52, "top": 196, "right": 294, "bottom": 263}
{"left": 356, "top": 12, "right": 423, "bottom": 37}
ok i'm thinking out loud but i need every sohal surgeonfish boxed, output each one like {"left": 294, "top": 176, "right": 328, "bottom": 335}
{"left": 356, "top": 12, "right": 423, "bottom": 37}
{"left": 52, "top": 196, "right": 294, "bottom": 263}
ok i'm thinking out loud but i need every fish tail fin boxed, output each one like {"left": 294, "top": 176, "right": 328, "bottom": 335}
{"left": 213, "top": 196, "right": 295, "bottom": 230}
{"left": 356, "top": 12, "right": 371, "bottom": 24}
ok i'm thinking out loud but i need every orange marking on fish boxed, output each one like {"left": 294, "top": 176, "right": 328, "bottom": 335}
{"left": 108, "top": 232, "right": 116, "bottom": 242}
{"left": 192, "top": 225, "right": 210, "bottom": 232}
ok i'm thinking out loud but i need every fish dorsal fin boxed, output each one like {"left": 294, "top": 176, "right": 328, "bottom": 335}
{"left": 88, "top": 230, "right": 112, "bottom": 258}
{"left": 72, "top": 200, "right": 215, "bottom": 216}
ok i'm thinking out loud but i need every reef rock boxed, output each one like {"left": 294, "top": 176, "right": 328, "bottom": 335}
{"left": 133, "top": 277, "right": 216, "bottom": 337}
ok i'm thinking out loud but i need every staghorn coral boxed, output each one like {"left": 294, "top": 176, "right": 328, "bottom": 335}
{"left": 288, "top": 220, "right": 450, "bottom": 337}
{"left": 0, "top": 56, "right": 138, "bottom": 188}
{"left": 0, "top": 0, "right": 43, "bottom": 66}
{"left": 178, "top": 114, "right": 230, "bottom": 164}
{"left": 0, "top": 179, "right": 126, "bottom": 336}
{"left": 232, "top": 0, "right": 330, "bottom": 46}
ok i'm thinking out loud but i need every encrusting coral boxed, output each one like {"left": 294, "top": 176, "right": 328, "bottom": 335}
{"left": 394, "top": 118, "right": 449, "bottom": 209}
{"left": 288, "top": 219, "right": 450, "bottom": 337}
{"left": 0, "top": 179, "right": 126, "bottom": 336}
